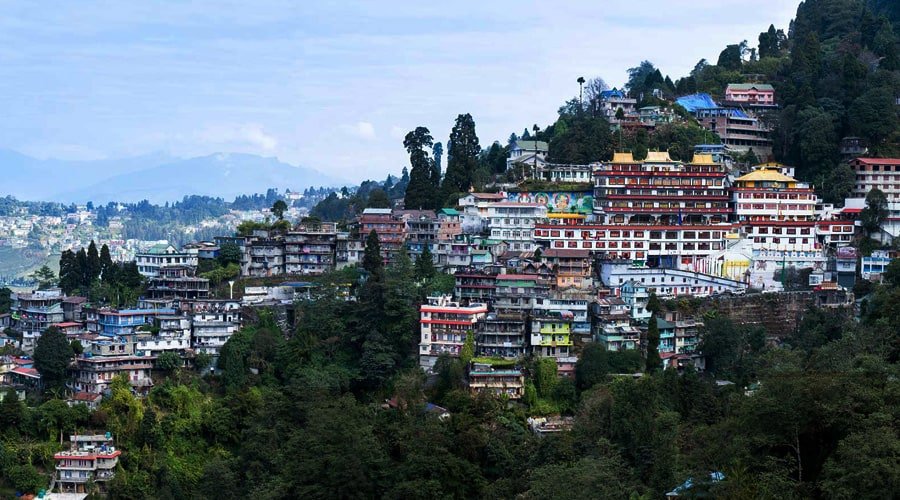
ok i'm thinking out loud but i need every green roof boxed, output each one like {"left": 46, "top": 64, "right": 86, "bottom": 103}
{"left": 513, "top": 140, "right": 548, "bottom": 150}
{"left": 145, "top": 243, "right": 174, "bottom": 254}
{"left": 439, "top": 208, "right": 460, "bottom": 216}
{"left": 726, "top": 83, "right": 774, "bottom": 92}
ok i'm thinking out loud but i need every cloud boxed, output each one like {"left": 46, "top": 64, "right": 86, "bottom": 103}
{"left": 341, "top": 122, "right": 378, "bottom": 141}
{"left": 197, "top": 123, "right": 278, "bottom": 152}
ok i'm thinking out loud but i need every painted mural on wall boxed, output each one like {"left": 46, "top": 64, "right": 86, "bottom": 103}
{"left": 507, "top": 191, "right": 594, "bottom": 214}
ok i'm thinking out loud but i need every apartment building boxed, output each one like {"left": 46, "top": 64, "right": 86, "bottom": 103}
{"left": 11, "top": 289, "right": 64, "bottom": 352}
{"left": 284, "top": 222, "right": 338, "bottom": 275}
{"left": 418, "top": 295, "right": 487, "bottom": 370}
{"left": 358, "top": 208, "right": 405, "bottom": 263}
{"left": 54, "top": 434, "right": 120, "bottom": 494}
{"left": 485, "top": 202, "right": 547, "bottom": 251}
{"left": 135, "top": 243, "right": 197, "bottom": 277}
{"left": 476, "top": 311, "right": 528, "bottom": 359}
{"left": 849, "top": 157, "right": 900, "bottom": 237}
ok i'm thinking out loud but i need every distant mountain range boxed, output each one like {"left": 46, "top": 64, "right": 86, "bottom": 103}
{"left": 0, "top": 149, "right": 345, "bottom": 204}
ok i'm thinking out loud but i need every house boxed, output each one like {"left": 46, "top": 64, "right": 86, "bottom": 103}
{"left": 468, "top": 364, "right": 525, "bottom": 399}
{"left": 135, "top": 243, "right": 197, "bottom": 277}
{"left": 541, "top": 248, "right": 592, "bottom": 289}
{"left": 861, "top": 249, "right": 895, "bottom": 280}
{"left": 186, "top": 299, "right": 242, "bottom": 367}
{"left": 54, "top": 433, "right": 121, "bottom": 494}
{"left": 724, "top": 83, "right": 775, "bottom": 106}
{"left": 620, "top": 280, "right": 651, "bottom": 321}
{"left": 145, "top": 265, "right": 210, "bottom": 302}
{"left": 530, "top": 310, "right": 574, "bottom": 360}
{"left": 459, "top": 192, "right": 506, "bottom": 234}
{"left": 597, "top": 88, "right": 637, "bottom": 124}
{"left": 397, "top": 210, "right": 438, "bottom": 261}
{"left": 493, "top": 274, "right": 550, "bottom": 313}
{"left": 247, "top": 236, "right": 286, "bottom": 277}
{"left": 70, "top": 355, "right": 154, "bottom": 395}
{"left": 134, "top": 315, "right": 191, "bottom": 358}
{"left": 284, "top": 222, "right": 338, "bottom": 275}
{"left": 418, "top": 295, "right": 488, "bottom": 370}
{"left": 477, "top": 311, "right": 528, "bottom": 359}
{"left": 507, "top": 140, "right": 549, "bottom": 174}
{"left": 357, "top": 208, "right": 406, "bottom": 263}
{"left": 11, "top": 289, "right": 65, "bottom": 352}
{"left": 454, "top": 270, "right": 497, "bottom": 305}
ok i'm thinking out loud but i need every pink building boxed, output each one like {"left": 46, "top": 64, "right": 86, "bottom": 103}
{"left": 724, "top": 83, "right": 775, "bottom": 106}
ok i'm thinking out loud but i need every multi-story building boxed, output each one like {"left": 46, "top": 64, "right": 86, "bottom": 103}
{"left": 135, "top": 243, "right": 197, "bottom": 277}
{"left": 247, "top": 236, "right": 286, "bottom": 277}
{"left": 336, "top": 232, "right": 364, "bottom": 269}
{"left": 11, "top": 289, "right": 65, "bottom": 352}
{"left": 145, "top": 265, "right": 210, "bottom": 302}
{"left": 437, "top": 208, "right": 463, "bottom": 241}
{"left": 486, "top": 202, "right": 547, "bottom": 251}
{"left": 214, "top": 236, "right": 252, "bottom": 275}
{"left": 459, "top": 192, "right": 505, "bottom": 234}
{"left": 418, "top": 295, "right": 487, "bottom": 370}
{"left": 187, "top": 299, "right": 242, "bottom": 366}
{"left": 454, "top": 270, "right": 497, "bottom": 305}
{"left": 134, "top": 315, "right": 191, "bottom": 357}
{"left": 89, "top": 308, "right": 175, "bottom": 337}
{"left": 358, "top": 208, "right": 405, "bottom": 263}
{"left": 848, "top": 157, "right": 900, "bottom": 237}
{"left": 591, "top": 297, "right": 641, "bottom": 351}
{"left": 732, "top": 165, "right": 825, "bottom": 289}
{"left": 493, "top": 274, "right": 550, "bottom": 313}
{"left": 695, "top": 108, "right": 772, "bottom": 157}
{"left": 54, "top": 434, "right": 120, "bottom": 494}
{"left": 724, "top": 83, "right": 775, "bottom": 107}
{"left": 476, "top": 311, "right": 528, "bottom": 359}
{"left": 597, "top": 88, "right": 637, "bottom": 124}
{"left": 530, "top": 310, "right": 573, "bottom": 359}
{"left": 285, "top": 222, "right": 337, "bottom": 275}
{"left": 541, "top": 248, "right": 592, "bottom": 289}
{"left": 399, "top": 210, "right": 438, "bottom": 261}
{"left": 70, "top": 355, "right": 154, "bottom": 395}
{"left": 621, "top": 280, "right": 651, "bottom": 321}
{"left": 663, "top": 310, "right": 704, "bottom": 355}
{"left": 468, "top": 366, "right": 525, "bottom": 399}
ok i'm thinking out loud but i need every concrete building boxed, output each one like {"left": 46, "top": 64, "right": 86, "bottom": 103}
{"left": 145, "top": 265, "right": 210, "bottom": 302}
{"left": 135, "top": 243, "right": 197, "bottom": 277}
{"left": 11, "top": 289, "right": 65, "bottom": 352}
{"left": 418, "top": 295, "right": 487, "bottom": 370}
{"left": 70, "top": 355, "right": 154, "bottom": 395}
{"left": 358, "top": 208, "right": 405, "bottom": 263}
{"left": 468, "top": 366, "right": 525, "bottom": 399}
{"left": 476, "top": 311, "right": 528, "bottom": 359}
{"left": 247, "top": 236, "right": 286, "bottom": 277}
{"left": 285, "top": 222, "right": 338, "bottom": 275}
{"left": 459, "top": 192, "right": 506, "bottom": 234}
{"left": 849, "top": 157, "right": 900, "bottom": 238}
{"left": 54, "top": 434, "right": 120, "bottom": 494}
{"left": 507, "top": 140, "right": 548, "bottom": 173}
{"left": 486, "top": 201, "right": 547, "bottom": 251}
{"left": 724, "top": 83, "right": 776, "bottom": 107}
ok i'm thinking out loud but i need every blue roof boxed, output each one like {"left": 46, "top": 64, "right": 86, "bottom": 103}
{"left": 600, "top": 88, "right": 626, "bottom": 99}
{"left": 675, "top": 93, "right": 718, "bottom": 112}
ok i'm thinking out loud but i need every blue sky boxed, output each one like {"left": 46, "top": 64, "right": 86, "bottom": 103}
{"left": 0, "top": 1, "right": 797, "bottom": 183}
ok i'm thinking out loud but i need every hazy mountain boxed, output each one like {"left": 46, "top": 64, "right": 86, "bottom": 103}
{"left": 55, "top": 153, "right": 344, "bottom": 204}
{"left": 0, "top": 150, "right": 344, "bottom": 203}
{"left": 0, "top": 149, "right": 176, "bottom": 201}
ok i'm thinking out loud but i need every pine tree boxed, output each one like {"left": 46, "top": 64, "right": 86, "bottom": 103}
{"left": 75, "top": 248, "right": 89, "bottom": 291}
{"left": 415, "top": 244, "right": 436, "bottom": 281}
{"left": 403, "top": 127, "right": 436, "bottom": 210}
{"left": 99, "top": 244, "right": 114, "bottom": 282}
{"left": 34, "top": 326, "right": 75, "bottom": 392}
{"left": 363, "top": 230, "right": 383, "bottom": 276}
{"left": 58, "top": 250, "right": 79, "bottom": 294}
{"left": 646, "top": 315, "right": 662, "bottom": 373}
{"left": 87, "top": 240, "right": 101, "bottom": 284}
{"left": 442, "top": 113, "right": 481, "bottom": 203}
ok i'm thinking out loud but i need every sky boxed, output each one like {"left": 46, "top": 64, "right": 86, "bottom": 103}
{"left": 0, "top": 1, "right": 798, "bottom": 184}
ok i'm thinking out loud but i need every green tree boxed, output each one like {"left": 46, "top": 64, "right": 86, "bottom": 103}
{"left": 849, "top": 87, "right": 899, "bottom": 151}
{"left": 33, "top": 326, "right": 74, "bottom": 392}
{"left": 271, "top": 199, "right": 288, "bottom": 220}
{"left": 861, "top": 188, "right": 888, "bottom": 235}
{"left": 70, "top": 339, "right": 83, "bottom": 355}
{"left": 30, "top": 265, "right": 57, "bottom": 290}
{"left": 0, "top": 287, "right": 11, "bottom": 314}
{"left": 58, "top": 249, "right": 78, "bottom": 293}
{"left": 403, "top": 126, "right": 437, "bottom": 210}
{"left": 460, "top": 331, "right": 475, "bottom": 366}
{"left": 576, "top": 343, "right": 609, "bottom": 390}
{"left": 155, "top": 351, "right": 181, "bottom": 372}
{"left": 366, "top": 188, "right": 391, "bottom": 209}
{"left": 533, "top": 357, "right": 558, "bottom": 399}
{"left": 0, "top": 387, "right": 24, "bottom": 432}
{"left": 218, "top": 242, "right": 243, "bottom": 266}
{"left": 820, "top": 424, "right": 900, "bottom": 498}
{"left": 87, "top": 240, "right": 101, "bottom": 284}
{"left": 362, "top": 230, "right": 383, "bottom": 276}
{"left": 99, "top": 243, "right": 114, "bottom": 281}
{"left": 6, "top": 463, "right": 45, "bottom": 494}
{"left": 414, "top": 244, "right": 436, "bottom": 281}
{"left": 717, "top": 41, "right": 746, "bottom": 70}
{"left": 443, "top": 113, "right": 481, "bottom": 201}
{"left": 645, "top": 315, "right": 662, "bottom": 373}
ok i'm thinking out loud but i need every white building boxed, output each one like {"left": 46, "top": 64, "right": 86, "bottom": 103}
{"left": 458, "top": 192, "right": 506, "bottom": 234}
{"left": 418, "top": 295, "right": 487, "bottom": 370}
{"left": 486, "top": 201, "right": 547, "bottom": 251}
{"left": 135, "top": 243, "right": 197, "bottom": 277}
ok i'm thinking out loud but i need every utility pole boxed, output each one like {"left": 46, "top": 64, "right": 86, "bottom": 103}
{"left": 577, "top": 76, "right": 585, "bottom": 110}
{"left": 533, "top": 124, "right": 540, "bottom": 180}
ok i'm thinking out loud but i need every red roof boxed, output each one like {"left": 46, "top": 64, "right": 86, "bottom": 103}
{"left": 852, "top": 158, "right": 900, "bottom": 166}
{"left": 71, "top": 391, "right": 102, "bottom": 402}
{"left": 542, "top": 248, "right": 590, "bottom": 258}
{"left": 11, "top": 367, "right": 40, "bottom": 379}
{"left": 842, "top": 207, "right": 863, "bottom": 214}
{"left": 54, "top": 322, "right": 82, "bottom": 328}
{"left": 496, "top": 274, "right": 540, "bottom": 280}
